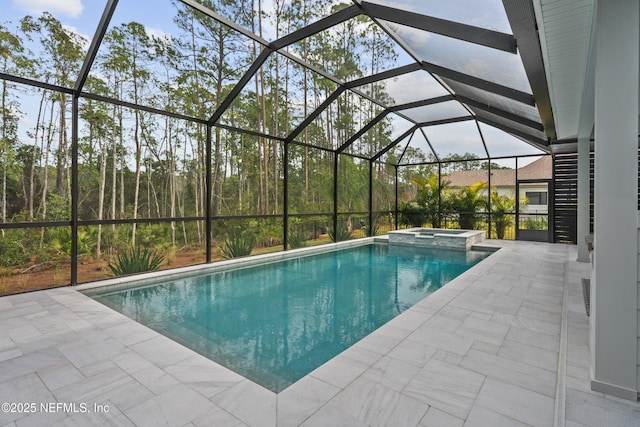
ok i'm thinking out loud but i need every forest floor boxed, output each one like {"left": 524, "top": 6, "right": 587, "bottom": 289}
{"left": 0, "top": 249, "right": 210, "bottom": 296}
{"left": 0, "top": 235, "right": 336, "bottom": 296}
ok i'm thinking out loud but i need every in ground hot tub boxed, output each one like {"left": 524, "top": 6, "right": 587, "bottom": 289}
{"left": 388, "top": 227, "right": 486, "bottom": 250}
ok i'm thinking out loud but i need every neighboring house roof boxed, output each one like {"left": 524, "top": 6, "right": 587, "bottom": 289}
{"left": 517, "top": 155, "right": 553, "bottom": 180}
{"left": 445, "top": 156, "right": 552, "bottom": 187}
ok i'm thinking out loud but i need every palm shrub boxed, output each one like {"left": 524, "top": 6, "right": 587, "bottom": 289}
{"left": 365, "top": 222, "right": 380, "bottom": 237}
{"left": 412, "top": 174, "right": 449, "bottom": 228}
{"left": 51, "top": 227, "right": 93, "bottom": 256}
{"left": 399, "top": 201, "right": 426, "bottom": 227}
{"left": 366, "top": 213, "right": 383, "bottom": 236}
{"left": 490, "top": 191, "right": 516, "bottom": 239}
{"left": 220, "top": 230, "right": 256, "bottom": 258}
{"left": 329, "top": 222, "right": 353, "bottom": 242}
{"left": 449, "top": 181, "right": 488, "bottom": 230}
{"left": 254, "top": 222, "right": 282, "bottom": 247}
{"left": 108, "top": 246, "right": 165, "bottom": 276}
{"left": 287, "top": 228, "right": 308, "bottom": 249}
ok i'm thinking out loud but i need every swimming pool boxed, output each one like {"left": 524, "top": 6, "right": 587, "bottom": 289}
{"left": 86, "top": 242, "right": 491, "bottom": 392}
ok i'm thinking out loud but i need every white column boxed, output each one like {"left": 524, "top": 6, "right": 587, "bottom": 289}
{"left": 591, "top": 0, "right": 639, "bottom": 400}
{"left": 576, "top": 136, "right": 590, "bottom": 263}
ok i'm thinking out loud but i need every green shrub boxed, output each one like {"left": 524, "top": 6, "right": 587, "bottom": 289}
{"left": 287, "top": 228, "right": 308, "bottom": 249}
{"left": 329, "top": 222, "right": 353, "bottom": 242}
{"left": 108, "top": 246, "right": 165, "bottom": 276}
{"left": 255, "top": 223, "right": 282, "bottom": 247}
{"left": 412, "top": 174, "right": 449, "bottom": 228}
{"left": 523, "top": 216, "right": 548, "bottom": 230}
{"left": 365, "top": 222, "right": 380, "bottom": 237}
{"left": 399, "top": 202, "right": 427, "bottom": 227}
{"left": 220, "top": 230, "right": 256, "bottom": 258}
{"left": 449, "top": 182, "right": 488, "bottom": 230}
{"left": 137, "top": 224, "right": 171, "bottom": 246}
{"left": 51, "top": 227, "right": 92, "bottom": 256}
{"left": 0, "top": 229, "right": 28, "bottom": 267}
{"left": 490, "top": 192, "right": 516, "bottom": 239}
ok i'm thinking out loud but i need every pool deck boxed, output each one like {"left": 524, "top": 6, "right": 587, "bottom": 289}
{"left": 1, "top": 240, "right": 639, "bottom": 426}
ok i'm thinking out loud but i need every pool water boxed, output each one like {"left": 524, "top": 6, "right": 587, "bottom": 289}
{"left": 89, "top": 243, "right": 490, "bottom": 392}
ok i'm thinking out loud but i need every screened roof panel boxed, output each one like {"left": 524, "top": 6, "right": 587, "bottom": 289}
{"left": 422, "top": 121, "right": 487, "bottom": 160}
{"left": 218, "top": 52, "right": 338, "bottom": 138}
{"left": 343, "top": 113, "right": 415, "bottom": 158}
{"left": 366, "top": 0, "right": 513, "bottom": 34}
{"left": 2, "top": 0, "right": 107, "bottom": 88}
{"left": 385, "top": 113, "right": 416, "bottom": 140}
{"left": 442, "top": 78, "right": 541, "bottom": 124}
{"left": 354, "top": 70, "right": 450, "bottom": 106}
{"left": 86, "top": 0, "right": 257, "bottom": 118}
{"left": 400, "top": 100, "right": 470, "bottom": 123}
{"left": 381, "top": 21, "right": 532, "bottom": 94}
{"left": 287, "top": 14, "right": 413, "bottom": 82}
{"left": 479, "top": 123, "right": 546, "bottom": 157}
{"left": 297, "top": 89, "right": 385, "bottom": 149}
{"left": 283, "top": 72, "right": 339, "bottom": 135}
{"left": 1, "top": 0, "right": 555, "bottom": 167}
{"left": 378, "top": 131, "right": 414, "bottom": 164}
{"left": 475, "top": 109, "right": 547, "bottom": 143}
{"left": 398, "top": 130, "right": 435, "bottom": 164}
{"left": 189, "top": 0, "right": 351, "bottom": 42}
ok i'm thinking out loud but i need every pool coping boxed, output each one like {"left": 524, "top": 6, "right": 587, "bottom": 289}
{"left": 76, "top": 236, "right": 504, "bottom": 396}
{"left": 77, "top": 237, "right": 498, "bottom": 296}
{"left": 77, "top": 237, "right": 499, "bottom": 394}
{"left": 76, "top": 237, "right": 378, "bottom": 293}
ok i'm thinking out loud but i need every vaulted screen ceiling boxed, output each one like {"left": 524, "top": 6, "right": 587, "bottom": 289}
{"left": 202, "top": 0, "right": 555, "bottom": 163}
{"left": 203, "top": 0, "right": 555, "bottom": 164}
{"left": 3, "top": 0, "right": 555, "bottom": 164}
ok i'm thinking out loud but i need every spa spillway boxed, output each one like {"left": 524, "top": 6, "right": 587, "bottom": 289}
{"left": 387, "top": 228, "right": 486, "bottom": 250}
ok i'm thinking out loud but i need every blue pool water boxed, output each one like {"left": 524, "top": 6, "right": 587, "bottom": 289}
{"left": 88, "top": 243, "right": 490, "bottom": 392}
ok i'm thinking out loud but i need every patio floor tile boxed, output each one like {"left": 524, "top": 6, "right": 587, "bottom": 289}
{"left": 1, "top": 241, "right": 639, "bottom": 426}
{"left": 474, "top": 378, "right": 554, "bottom": 427}
{"left": 403, "top": 358, "right": 485, "bottom": 419}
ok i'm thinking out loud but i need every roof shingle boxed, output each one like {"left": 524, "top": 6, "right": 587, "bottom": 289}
{"left": 445, "top": 156, "right": 551, "bottom": 187}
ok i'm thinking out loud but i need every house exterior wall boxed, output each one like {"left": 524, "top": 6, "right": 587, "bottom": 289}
{"left": 590, "top": 0, "right": 639, "bottom": 401}
{"left": 518, "top": 183, "right": 549, "bottom": 215}
{"left": 473, "top": 183, "right": 549, "bottom": 215}
{"left": 637, "top": 220, "right": 640, "bottom": 394}
{"left": 637, "top": 222, "right": 640, "bottom": 393}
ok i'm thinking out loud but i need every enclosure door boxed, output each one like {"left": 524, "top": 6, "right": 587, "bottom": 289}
{"left": 516, "top": 180, "right": 553, "bottom": 242}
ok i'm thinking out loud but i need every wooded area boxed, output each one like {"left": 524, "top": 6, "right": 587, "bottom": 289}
{"left": 0, "top": 1, "right": 411, "bottom": 291}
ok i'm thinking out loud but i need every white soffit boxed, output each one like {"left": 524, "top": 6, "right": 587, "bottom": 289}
{"left": 533, "top": 0, "right": 595, "bottom": 140}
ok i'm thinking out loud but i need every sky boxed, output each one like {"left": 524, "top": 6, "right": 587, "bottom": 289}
{"left": 4, "top": 0, "right": 546, "bottom": 163}
{"left": 7, "top": 0, "right": 185, "bottom": 45}
{"left": 9, "top": 0, "right": 100, "bottom": 38}
{"left": 11, "top": 0, "right": 84, "bottom": 19}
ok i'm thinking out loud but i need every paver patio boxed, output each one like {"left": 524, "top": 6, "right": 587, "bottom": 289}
{"left": 1, "top": 240, "right": 639, "bottom": 426}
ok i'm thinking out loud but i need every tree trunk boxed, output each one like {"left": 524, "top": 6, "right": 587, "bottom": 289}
{"left": 39, "top": 97, "right": 56, "bottom": 248}
{"left": 97, "top": 140, "right": 107, "bottom": 258}
{"left": 132, "top": 100, "right": 141, "bottom": 246}
{"left": 1, "top": 75, "right": 8, "bottom": 227}
{"left": 211, "top": 26, "right": 225, "bottom": 217}
{"left": 55, "top": 92, "right": 70, "bottom": 200}
{"left": 167, "top": 115, "right": 176, "bottom": 247}
{"left": 29, "top": 89, "right": 47, "bottom": 220}
{"left": 0, "top": 80, "right": 7, "bottom": 229}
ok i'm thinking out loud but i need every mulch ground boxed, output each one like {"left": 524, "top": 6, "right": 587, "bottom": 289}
{"left": 0, "top": 250, "right": 210, "bottom": 296}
